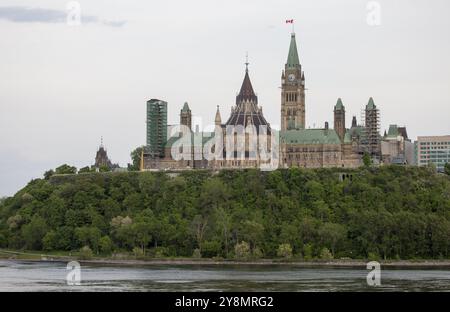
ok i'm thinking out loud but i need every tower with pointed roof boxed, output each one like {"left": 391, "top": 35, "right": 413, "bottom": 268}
{"left": 225, "top": 62, "right": 270, "bottom": 131}
{"left": 180, "top": 102, "right": 192, "bottom": 131}
{"left": 281, "top": 32, "right": 305, "bottom": 131}
{"left": 215, "top": 105, "right": 222, "bottom": 126}
{"left": 334, "top": 98, "right": 346, "bottom": 141}
{"left": 363, "top": 97, "right": 381, "bottom": 157}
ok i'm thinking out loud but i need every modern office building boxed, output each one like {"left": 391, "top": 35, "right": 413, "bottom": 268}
{"left": 416, "top": 135, "right": 450, "bottom": 172}
{"left": 146, "top": 99, "right": 168, "bottom": 158}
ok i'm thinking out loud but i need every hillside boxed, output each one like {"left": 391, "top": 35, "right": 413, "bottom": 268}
{"left": 0, "top": 166, "right": 449, "bottom": 260}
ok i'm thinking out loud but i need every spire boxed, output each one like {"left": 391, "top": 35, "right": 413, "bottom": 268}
{"left": 236, "top": 63, "right": 257, "bottom": 104}
{"left": 334, "top": 98, "right": 345, "bottom": 111}
{"left": 366, "top": 97, "right": 376, "bottom": 110}
{"left": 181, "top": 102, "right": 190, "bottom": 112}
{"left": 351, "top": 116, "right": 357, "bottom": 128}
{"left": 286, "top": 33, "right": 300, "bottom": 68}
{"left": 215, "top": 105, "right": 222, "bottom": 126}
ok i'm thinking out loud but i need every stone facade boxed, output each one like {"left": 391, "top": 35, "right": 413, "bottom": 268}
{"left": 142, "top": 32, "right": 371, "bottom": 171}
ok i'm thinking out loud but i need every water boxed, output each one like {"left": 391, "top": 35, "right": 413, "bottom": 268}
{"left": 0, "top": 260, "right": 449, "bottom": 291}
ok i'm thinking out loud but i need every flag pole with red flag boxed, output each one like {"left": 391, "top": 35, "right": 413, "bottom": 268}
{"left": 286, "top": 19, "right": 294, "bottom": 33}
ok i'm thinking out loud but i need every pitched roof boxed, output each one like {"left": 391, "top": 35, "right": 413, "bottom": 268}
{"left": 281, "top": 129, "right": 341, "bottom": 145}
{"left": 334, "top": 98, "right": 345, "bottom": 111}
{"left": 366, "top": 97, "right": 376, "bottom": 110}
{"left": 236, "top": 69, "right": 257, "bottom": 104}
{"left": 181, "top": 102, "right": 190, "bottom": 112}
{"left": 164, "top": 132, "right": 215, "bottom": 148}
{"left": 387, "top": 124, "right": 399, "bottom": 137}
{"left": 286, "top": 33, "right": 300, "bottom": 68}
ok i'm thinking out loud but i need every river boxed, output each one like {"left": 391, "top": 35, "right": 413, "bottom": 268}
{"left": 0, "top": 260, "right": 449, "bottom": 291}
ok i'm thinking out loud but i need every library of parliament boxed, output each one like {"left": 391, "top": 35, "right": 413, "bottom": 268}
{"left": 141, "top": 32, "right": 382, "bottom": 170}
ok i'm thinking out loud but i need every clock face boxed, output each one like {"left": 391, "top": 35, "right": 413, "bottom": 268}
{"left": 288, "top": 74, "right": 296, "bottom": 82}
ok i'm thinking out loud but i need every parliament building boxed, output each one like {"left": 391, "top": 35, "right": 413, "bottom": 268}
{"left": 141, "top": 32, "right": 385, "bottom": 170}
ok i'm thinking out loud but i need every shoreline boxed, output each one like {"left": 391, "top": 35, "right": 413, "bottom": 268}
{"left": 2, "top": 255, "right": 450, "bottom": 268}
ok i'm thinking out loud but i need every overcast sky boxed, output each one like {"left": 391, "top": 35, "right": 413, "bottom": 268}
{"left": 1, "top": 0, "right": 450, "bottom": 197}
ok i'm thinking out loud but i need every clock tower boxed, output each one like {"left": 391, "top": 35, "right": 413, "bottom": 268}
{"left": 281, "top": 32, "right": 305, "bottom": 131}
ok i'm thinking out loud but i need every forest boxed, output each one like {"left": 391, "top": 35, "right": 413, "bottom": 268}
{"left": 0, "top": 165, "right": 449, "bottom": 261}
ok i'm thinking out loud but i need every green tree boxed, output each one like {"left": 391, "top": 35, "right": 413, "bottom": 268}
{"left": 129, "top": 146, "right": 145, "bottom": 171}
{"left": 78, "top": 166, "right": 92, "bottom": 174}
{"left": 445, "top": 163, "right": 450, "bottom": 176}
{"left": 318, "top": 223, "right": 347, "bottom": 257}
{"left": 21, "top": 216, "right": 47, "bottom": 250}
{"left": 234, "top": 241, "right": 251, "bottom": 260}
{"left": 99, "top": 236, "right": 113, "bottom": 254}
{"left": 75, "top": 226, "right": 101, "bottom": 253}
{"left": 44, "top": 169, "right": 55, "bottom": 180}
{"left": 277, "top": 243, "right": 293, "bottom": 259}
{"left": 55, "top": 164, "right": 77, "bottom": 175}
{"left": 363, "top": 153, "right": 372, "bottom": 167}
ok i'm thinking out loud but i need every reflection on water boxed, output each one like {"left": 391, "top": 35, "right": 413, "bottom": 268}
{"left": 0, "top": 260, "right": 449, "bottom": 291}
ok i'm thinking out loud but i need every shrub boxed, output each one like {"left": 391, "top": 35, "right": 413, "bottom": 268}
{"left": 79, "top": 246, "right": 93, "bottom": 260}
{"left": 320, "top": 247, "right": 333, "bottom": 260}
{"left": 303, "top": 243, "right": 313, "bottom": 261}
{"left": 192, "top": 248, "right": 202, "bottom": 259}
{"left": 201, "top": 241, "right": 221, "bottom": 258}
{"left": 234, "top": 241, "right": 251, "bottom": 260}
{"left": 277, "top": 243, "right": 293, "bottom": 259}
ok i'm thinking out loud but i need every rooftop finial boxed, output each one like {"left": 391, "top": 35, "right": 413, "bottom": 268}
{"left": 100, "top": 136, "right": 104, "bottom": 148}
{"left": 245, "top": 52, "right": 249, "bottom": 72}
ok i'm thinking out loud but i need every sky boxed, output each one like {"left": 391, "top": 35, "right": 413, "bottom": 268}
{"left": 1, "top": 0, "right": 450, "bottom": 197}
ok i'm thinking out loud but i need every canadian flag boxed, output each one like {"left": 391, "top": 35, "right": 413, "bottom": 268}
{"left": 286, "top": 19, "right": 294, "bottom": 24}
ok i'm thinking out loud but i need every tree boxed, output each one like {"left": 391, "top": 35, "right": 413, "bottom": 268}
{"left": 99, "top": 236, "right": 113, "bottom": 254}
{"left": 129, "top": 146, "right": 145, "bottom": 171}
{"left": 445, "top": 163, "right": 450, "bottom": 176}
{"left": 21, "top": 216, "right": 47, "bottom": 250}
{"left": 78, "top": 166, "right": 92, "bottom": 174}
{"left": 277, "top": 243, "right": 293, "bottom": 259}
{"left": 55, "top": 164, "right": 77, "bottom": 175}
{"left": 74, "top": 226, "right": 101, "bottom": 253}
{"left": 215, "top": 207, "right": 232, "bottom": 256}
{"left": 234, "top": 241, "right": 251, "bottom": 260}
{"left": 191, "top": 215, "right": 208, "bottom": 252}
{"left": 44, "top": 169, "right": 55, "bottom": 180}
{"left": 318, "top": 223, "right": 347, "bottom": 257}
{"left": 363, "top": 153, "right": 372, "bottom": 167}
{"left": 132, "top": 218, "right": 152, "bottom": 255}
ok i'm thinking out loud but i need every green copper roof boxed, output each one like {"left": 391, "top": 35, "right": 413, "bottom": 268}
{"left": 344, "top": 130, "right": 352, "bottom": 143}
{"left": 349, "top": 125, "right": 363, "bottom": 137}
{"left": 181, "top": 102, "right": 190, "bottom": 112}
{"left": 366, "top": 97, "right": 376, "bottom": 110}
{"left": 165, "top": 132, "right": 215, "bottom": 148}
{"left": 334, "top": 98, "right": 345, "bottom": 111}
{"left": 387, "top": 125, "right": 399, "bottom": 137}
{"left": 281, "top": 129, "right": 341, "bottom": 145}
{"left": 286, "top": 33, "right": 300, "bottom": 68}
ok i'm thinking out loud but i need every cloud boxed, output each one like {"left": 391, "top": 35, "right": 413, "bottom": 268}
{"left": 0, "top": 6, "right": 126, "bottom": 27}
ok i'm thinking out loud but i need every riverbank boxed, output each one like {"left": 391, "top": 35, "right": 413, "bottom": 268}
{"left": 2, "top": 249, "right": 450, "bottom": 268}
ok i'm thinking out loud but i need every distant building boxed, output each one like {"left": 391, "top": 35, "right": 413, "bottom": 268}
{"left": 140, "top": 31, "right": 394, "bottom": 171}
{"left": 416, "top": 135, "right": 450, "bottom": 172}
{"left": 141, "top": 61, "right": 273, "bottom": 170}
{"left": 94, "top": 138, "right": 119, "bottom": 170}
{"left": 146, "top": 99, "right": 168, "bottom": 158}
{"left": 361, "top": 98, "right": 381, "bottom": 160}
{"left": 180, "top": 102, "right": 192, "bottom": 131}
{"left": 381, "top": 125, "right": 414, "bottom": 165}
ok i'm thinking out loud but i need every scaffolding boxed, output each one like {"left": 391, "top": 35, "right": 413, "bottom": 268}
{"left": 361, "top": 107, "right": 381, "bottom": 158}
{"left": 146, "top": 99, "right": 168, "bottom": 158}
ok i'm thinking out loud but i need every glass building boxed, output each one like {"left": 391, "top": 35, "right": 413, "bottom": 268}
{"left": 416, "top": 135, "right": 450, "bottom": 172}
